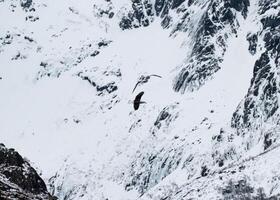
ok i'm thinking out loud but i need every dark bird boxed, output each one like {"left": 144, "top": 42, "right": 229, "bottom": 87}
{"left": 133, "top": 91, "right": 146, "bottom": 110}
{"left": 132, "top": 74, "right": 162, "bottom": 93}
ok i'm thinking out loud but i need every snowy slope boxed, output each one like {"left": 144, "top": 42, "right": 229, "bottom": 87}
{"left": 1, "top": 0, "right": 280, "bottom": 199}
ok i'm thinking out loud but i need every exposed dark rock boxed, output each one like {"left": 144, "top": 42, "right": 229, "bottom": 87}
{"left": 12, "top": 52, "right": 27, "bottom": 60}
{"left": 24, "top": 36, "right": 34, "bottom": 43}
{"left": 247, "top": 32, "right": 258, "bottom": 55}
{"left": 187, "top": 0, "right": 194, "bottom": 6}
{"left": 201, "top": 165, "right": 209, "bottom": 177}
{"left": 20, "top": 0, "right": 32, "bottom": 9}
{"left": 0, "top": 144, "right": 55, "bottom": 200}
{"left": 97, "top": 40, "right": 110, "bottom": 48}
{"left": 151, "top": 104, "right": 179, "bottom": 135}
{"left": 119, "top": 0, "right": 187, "bottom": 30}
{"left": 25, "top": 15, "right": 39, "bottom": 22}
{"left": 221, "top": 178, "right": 280, "bottom": 200}
{"left": 77, "top": 73, "right": 97, "bottom": 87}
{"left": 77, "top": 68, "right": 120, "bottom": 96}
{"left": 120, "top": 0, "right": 154, "bottom": 30}
{"left": 264, "top": 133, "right": 273, "bottom": 150}
{"left": 232, "top": 1, "right": 280, "bottom": 131}
{"left": 0, "top": 33, "right": 17, "bottom": 46}
{"left": 218, "top": 159, "right": 224, "bottom": 167}
{"left": 90, "top": 50, "right": 100, "bottom": 57}
{"left": 228, "top": 0, "right": 250, "bottom": 18}
{"left": 174, "top": 0, "right": 250, "bottom": 92}
{"left": 96, "top": 82, "right": 118, "bottom": 95}
{"left": 212, "top": 132, "right": 223, "bottom": 143}
{"left": 108, "top": 12, "right": 114, "bottom": 18}
{"left": 221, "top": 179, "right": 254, "bottom": 199}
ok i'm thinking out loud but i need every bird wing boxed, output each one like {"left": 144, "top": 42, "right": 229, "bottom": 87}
{"left": 135, "top": 91, "right": 144, "bottom": 102}
{"left": 133, "top": 91, "right": 144, "bottom": 110}
{"left": 132, "top": 81, "right": 141, "bottom": 93}
{"left": 150, "top": 74, "right": 162, "bottom": 78}
{"left": 133, "top": 75, "right": 161, "bottom": 93}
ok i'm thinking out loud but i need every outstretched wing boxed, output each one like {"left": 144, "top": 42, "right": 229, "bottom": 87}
{"left": 133, "top": 91, "right": 144, "bottom": 110}
{"left": 150, "top": 74, "right": 162, "bottom": 78}
{"left": 132, "top": 75, "right": 161, "bottom": 93}
{"left": 132, "top": 81, "right": 141, "bottom": 93}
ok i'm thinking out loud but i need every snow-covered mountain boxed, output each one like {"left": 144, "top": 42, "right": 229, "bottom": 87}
{"left": 1, "top": 0, "right": 280, "bottom": 199}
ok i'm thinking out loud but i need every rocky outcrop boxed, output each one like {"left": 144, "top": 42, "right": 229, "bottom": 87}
{"left": 0, "top": 144, "right": 55, "bottom": 200}
{"left": 119, "top": 0, "right": 154, "bottom": 29}
{"left": 174, "top": 0, "right": 250, "bottom": 92}
{"left": 232, "top": 0, "right": 280, "bottom": 134}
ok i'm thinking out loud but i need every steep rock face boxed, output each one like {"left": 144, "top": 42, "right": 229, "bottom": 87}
{"left": 119, "top": 0, "right": 201, "bottom": 31}
{"left": 120, "top": 0, "right": 153, "bottom": 29}
{"left": 119, "top": 0, "right": 250, "bottom": 93}
{"left": 232, "top": 0, "right": 280, "bottom": 146}
{"left": 0, "top": 144, "right": 55, "bottom": 200}
{"left": 119, "top": 0, "right": 186, "bottom": 30}
{"left": 174, "top": 0, "right": 250, "bottom": 92}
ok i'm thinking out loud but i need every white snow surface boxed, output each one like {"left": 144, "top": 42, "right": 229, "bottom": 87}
{"left": 0, "top": 0, "right": 279, "bottom": 199}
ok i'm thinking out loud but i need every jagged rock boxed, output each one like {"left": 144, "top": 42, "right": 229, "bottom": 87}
{"left": 174, "top": 0, "right": 250, "bottom": 92}
{"left": 0, "top": 144, "right": 55, "bottom": 200}
{"left": 247, "top": 32, "right": 258, "bottom": 55}
{"left": 232, "top": 0, "right": 280, "bottom": 133}
{"left": 20, "top": 0, "right": 32, "bottom": 9}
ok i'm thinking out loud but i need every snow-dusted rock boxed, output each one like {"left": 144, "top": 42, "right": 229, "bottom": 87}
{"left": 0, "top": 144, "right": 55, "bottom": 200}
{"left": 1, "top": 0, "right": 280, "bottom": 199}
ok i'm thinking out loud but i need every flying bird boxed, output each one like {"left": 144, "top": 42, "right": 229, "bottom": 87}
{"left": 133, "top": 91, "right": 146, "bottom": 110}
{"left": 132, "top": 74, "right": 162, "bottom": 93}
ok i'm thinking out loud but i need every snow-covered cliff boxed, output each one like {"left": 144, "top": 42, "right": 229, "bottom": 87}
{"left": 1, "top": 0, "right": 280, "bottom": 199}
